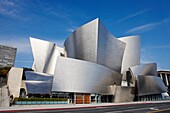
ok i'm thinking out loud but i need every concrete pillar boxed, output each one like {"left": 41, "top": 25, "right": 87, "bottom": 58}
{"left": 160, "top": 73, "right": 167, "bottom": 86}
{"left": 83, "top": 94, "right": 84, "bottom": 104}
{"left": 165, "top": 74, "right": 169, "bottom": 86}
{"left": 95, "top": 94, "right": 97, "bottom": 103}
{"left": 74, "top": 93, "right": 76, "bottom": 104}
{"left": 98, "top": 95, "right": 101, "bottom": 103}
{"left": 90, "top": 94, "right": 91, "bottom": 103}
{"left": 160, "top": 73, "right": 163, "bottom": 80}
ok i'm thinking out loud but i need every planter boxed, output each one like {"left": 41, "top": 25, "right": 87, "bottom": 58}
{"left": 15, "top": 101, "right": 68, "bottom": 105}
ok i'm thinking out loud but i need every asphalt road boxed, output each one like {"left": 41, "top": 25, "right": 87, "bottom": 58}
{"left": 5, "top": 102, "right": 170, "bottom": 113}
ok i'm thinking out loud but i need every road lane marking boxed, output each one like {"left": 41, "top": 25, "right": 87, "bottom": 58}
{"left": 127, "top": 106, "right": 135, "bottom": 108}
{"left": 95, "top": 107, "right": 106, "bottom": 108}
{"left": 147, "top": 108, "right": 170, "bottom": 113}
{"left": 150, "top": 107, "right": 159, "bottom": 110}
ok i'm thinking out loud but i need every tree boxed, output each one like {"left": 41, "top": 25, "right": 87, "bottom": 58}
{"left": 0, "top": 66, "right": 11, "bottom": 78}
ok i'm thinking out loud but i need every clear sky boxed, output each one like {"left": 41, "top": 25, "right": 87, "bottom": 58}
{"left": 0, "top": 0, "right": 170, "bottom": 70}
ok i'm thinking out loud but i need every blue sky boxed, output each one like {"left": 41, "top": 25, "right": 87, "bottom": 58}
{"left": 0, "top": 0, "right": 170, "bottom": 70}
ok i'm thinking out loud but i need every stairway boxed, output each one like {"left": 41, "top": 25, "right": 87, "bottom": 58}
{"left": 0, "top": 77, "right": 9, "bottom": 108}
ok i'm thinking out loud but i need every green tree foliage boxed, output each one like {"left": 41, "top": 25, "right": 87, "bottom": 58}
{"left": 0, "top": 66, "right": 11, "bottom": 77}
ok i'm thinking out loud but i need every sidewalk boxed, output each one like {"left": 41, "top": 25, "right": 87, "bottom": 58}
{"left": 1, "top": 100, "right": 170, "bottom": 112}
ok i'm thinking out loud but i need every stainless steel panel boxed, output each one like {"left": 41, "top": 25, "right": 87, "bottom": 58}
{"left": 25, "top": 71, "right": 53, "bottom": 82}
{"left": 25, "top": 81, "right": 52, "bottom": 94}
{"left": 130, "top": 63, "right": 157, "bottom": 76}
{"left": 28, "top": 19, "right": 166, "bottom": 100}
{"left": 25, "top": 71, "right": 53, "bottom": 94}
{"left": 118, "top": 36, "right": 140, "bottom": 80}
{"left": 64, "top": 19, "right": 126, "bottom": 72}
{"left": 30, "top": 37, "right": 55, "bottom": 74}
{"left": 97, "top": 21, "right": 126, "bottom": 72}
{"left": 137, "top": 76, "right": 167, "bottom": 96}
{"left": 30, "top": 37, "right": 63, "bottom": 75}
{"left": 52, "top": 56, "right": 122, "bottom": 94}
{"left": 64, "top": 19, "right": 98, "bottom": 63}
{"left": 129, "top": 63, "right": 157, "bottom": 85}
{"left": 113, "top": 86, "right": 135, "bottom": 102}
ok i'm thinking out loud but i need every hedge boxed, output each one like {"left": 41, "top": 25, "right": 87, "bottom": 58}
{"left": 14, "top": 98, "right": 68, "bottom": 101}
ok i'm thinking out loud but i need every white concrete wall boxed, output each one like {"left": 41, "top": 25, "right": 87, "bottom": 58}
{"left": 7, "top": 67, "right": 23, "bottom": 98}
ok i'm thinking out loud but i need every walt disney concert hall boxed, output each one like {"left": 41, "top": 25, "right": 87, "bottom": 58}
{"left": 18, "top": 18, "right": 168, "bottom": 104}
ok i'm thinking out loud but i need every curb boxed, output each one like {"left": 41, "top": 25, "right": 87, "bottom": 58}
{"left": 0, "top": 101, "right": 170, "bottom": 112}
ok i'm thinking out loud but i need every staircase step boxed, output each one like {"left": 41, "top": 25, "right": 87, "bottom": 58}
{"left": 0, "top": 85, "right": 9, "bottom": 108}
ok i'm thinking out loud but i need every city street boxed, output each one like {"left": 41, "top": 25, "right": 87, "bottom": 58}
{"left": 2, "top": 102, "right": 170, "bottom": 113}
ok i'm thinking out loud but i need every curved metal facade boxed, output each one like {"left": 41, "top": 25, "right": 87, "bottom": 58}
{"left": 118, "top": 36, "right": 140, "bottom": 79}
{"left": 30, "top": 37, "right": 55, "bottom": 74}
{"left": 30, "top": 37, "right": 64, "bottom": 75}
{"left": 25, "top": 81, "right": 52, "bottom": 94}
{"left": 25, "top": 71, "right": 53, "bottom": 81}
{"left": 64, "top": 19, "right": 98, "bottom": 63}
{"left": 129, "top": 63, "right": 157, "bottom": 85}
{"left": 130, "top": 63, "right": 157, "bottom": 77}
{"left": 52, "top": 56, "right": 122, "bottom": 94}
{"left": 137, "top": 76, "right": 167, "bottom": 96}
{"left": 26, "top": 18, "right": 168, "bottom": 102}
{"left": 97, "top": 21, "right": 126, "bottom": 72}
{"left": 64, "top": 19, "right": 125, "bottom": 72}
{"left": 25, "top": 71, "right": 53, "bottom": 94}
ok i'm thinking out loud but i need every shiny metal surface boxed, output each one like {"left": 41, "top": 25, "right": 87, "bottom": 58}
{"left": 25, "top": 81, "right": 52, "bottom": 94}
{"left": 64, "top": 19, "right": 126, "bottom": 72}
{"left": 64, "top": 19, "right": 98, "bottom": 63}
{"left": 118, "top": 36, "right": 140, "bottom": 79}
{"left": 97, "top": 21, "right": 126, "bottom": 72}
{"left": 45, "top": 46, "right": 63, "bottom": 75}
{"left": 25, "top": 71, "right": 53, "bottom": 94}
{"left": 130, "top": 63, "right": 157, "bottom": 76}
{"left": 137, "top": 76, "right": 167, "bottom": 96}
{"left": 113, "top": 86, "right": 135, "bottom": 102}
{"left": 27, "top": 19, "right": 168, "bottom": 100}
{"left": 25, "top": 71, "right": 53, "bottom": 82}
{"left": 129, "top": 63, "right": 157, "bottom": 85}
{"left": 30, "top": 37, "right": 55, "bottom": 74}
{"left": 52, "top": 56, "right": 122, "bottom": 94}
{"left": 100, "top": 85, "right": 116, "bottom": 95}
{"left": 30, "top": 37, "right": 63, "bottom": 75}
